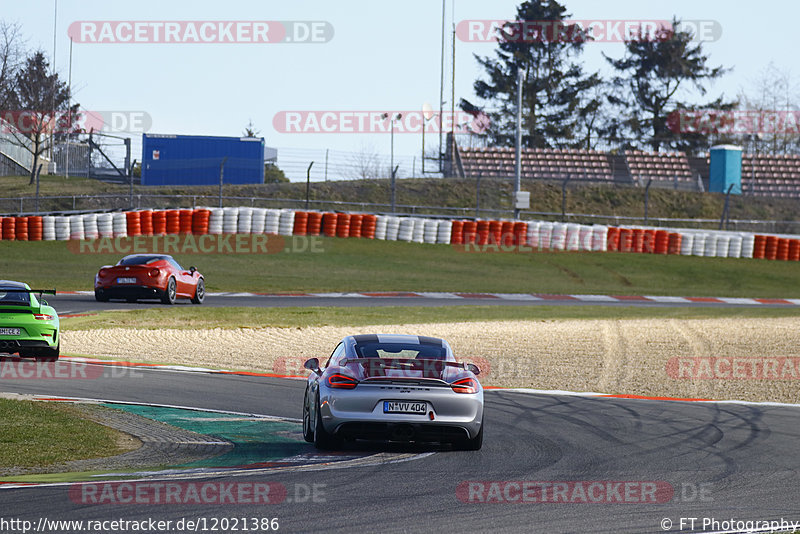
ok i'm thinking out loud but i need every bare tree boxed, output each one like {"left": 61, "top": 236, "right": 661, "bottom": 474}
{"left": 737, "top": 62, "right": 800, "bottom": 154}
{"left": 349, "top": 143, "right": 383, "bottom": 179}
{"left": 0, "top": 21, "right": 24, "bottom": 110}
{"left": 3, "top": 50, "right": 80, "bottom": 184}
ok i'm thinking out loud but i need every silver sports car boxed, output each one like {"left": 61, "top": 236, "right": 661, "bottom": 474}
{"left": 302, "top": 334, "right": 484, "bottom": 450}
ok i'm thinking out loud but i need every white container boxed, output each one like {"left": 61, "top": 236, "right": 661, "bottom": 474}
{"left": 740, "top": 233, "right": 755, "bottom": 259}
{"left": 727, "top": 235, "right": 742, "bottom": 258}
{"left": 82, "top": 214, "right": 99, "bottom": 239}
{"left": 526, "top": 221, "right": 540, "bottom": 249}
{"left": 679, "top": 232, "right": 694, "bottom": 255}
{"left": 397, "top": 218, "right": 415, "bottom": 242}
{"left": 264, "top": 209, "right": 281, "bottom": 234}
{"left": 385, "top": 216, "right": 401, "bottom": 241}
{"left": 237, "top": 207, "right": 254, "bottom": 233}
{"left": 374, "top": 216, "right": 388, "bottom": 240}
{"left": 550, "top": 223, "right": 567, "bottom": 250}
{"left": 691, "top": 233, "right": 706, "bottom": 256}
{"left": 436, "top": 220, "right": 452, "bottom": 244}
{"left": 591, "top": 225, "right": 608, "bottom": 251}
{"left": 565, "top": 223, "right": 581, "bottom": 251}
{"left": 250, "top": 208, "right": 267, "bottom": 234}
{"left": 222, "top": 207, "right": 239, "bottom": 234}
{"left": 278, "top": 210, "right": 295, "bottom": 236}
{"left": 54, "top": 216, "right": 70, "bottom": 241}
{"left": 97, "top": 213, "right": 114, "bottom": 237}
{"left": 539, "top": 222, "right": 554, "bottom": 250}
{"left": 703, "top": 233, "right": 718, "bottom": 257}
{"left": 578, "top": 225, "right": 593, "bottom": 251}
{"left": 715, "top": 234, "right": 730, "bottom": 258}
{"left": 68, "top": 215, "right": 84, "bottom": 240}
{"left": 207, "top": 208, "right": 224, "bottom": 235}
{"left": 112, "top": 212, "right": 127, "bottom": 238}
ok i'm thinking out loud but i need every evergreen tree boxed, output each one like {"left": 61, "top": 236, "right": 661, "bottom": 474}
{"left": 473, "top": 0, "right": 604, "bottom": 149}
{"left": 605, "top": 19, "right": 734, "bottom": 154}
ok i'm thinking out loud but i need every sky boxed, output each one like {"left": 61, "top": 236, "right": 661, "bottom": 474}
{"left": 2, "top": 0, "right": 797, "bottom": 181}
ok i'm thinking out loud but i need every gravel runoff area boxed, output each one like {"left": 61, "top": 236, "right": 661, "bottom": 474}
{"left": 63, "top": 318, "right": 800, "bottom": 404}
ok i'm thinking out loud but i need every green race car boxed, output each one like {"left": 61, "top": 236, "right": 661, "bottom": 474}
{"left": 0, "top": 281, "right": 59, "bottom": 362}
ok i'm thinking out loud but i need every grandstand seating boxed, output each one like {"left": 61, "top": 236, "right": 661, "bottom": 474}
{"left": 741, "top": 153, "right": 800, "bottom": 197}
{"left": 457, "top": 145, "right": 800, "bottom": 198}
{"left": 623, "top": 150, "right": 693, "bottom": 182}
{"left": 459, "top": 147, "right": 613, "bottom": 181}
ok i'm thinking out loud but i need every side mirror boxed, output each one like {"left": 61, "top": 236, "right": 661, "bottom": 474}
{"left": 466, "top": 363, "right": 481, "bottom": 376}
{"left": 189, "top": 266, "right": 197, "bottom": 274}
{"left": 304, "top": 358, "right": 322, "bottom": 376}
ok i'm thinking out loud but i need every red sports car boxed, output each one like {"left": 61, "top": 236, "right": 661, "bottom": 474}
{"left": 94, "top": 254, "right": 205, "bottom": 304}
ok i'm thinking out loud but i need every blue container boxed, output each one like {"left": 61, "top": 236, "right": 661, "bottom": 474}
{"left": 141, "top": 134, "right": 265, "bottom": 186}
{"left": 709, "top": 144, "right": 742, "bottom": 195}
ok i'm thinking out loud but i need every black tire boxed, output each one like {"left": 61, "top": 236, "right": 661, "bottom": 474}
{"left": 302, "top": 389, "right": 314, "bottom": 443}
{"left": 95, "top": 290, "right": 109, "bottom": 302}
{"left": 161, "top": 277, "right": 177, "bottom": 305}
{"left": 455, "top": 422, "right": 483, "bottom": 451}
{"left": 313, "top": 394, "right": 340, "bottom": 450}
{"left": 191, "top": 278, "right": 205, "bottom": 304}
{"left": 36, "top": 343, "right": 59, "bottom": 363}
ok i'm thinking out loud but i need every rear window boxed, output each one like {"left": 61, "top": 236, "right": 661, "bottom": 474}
{"left": 0, "top": 289, "right": 31, "bottom": 305}
{"left": 118, "top": 255, "right": 165, "bottom": 266}
{"left": 354, "top": 342, "right": 447, "bottom": 360}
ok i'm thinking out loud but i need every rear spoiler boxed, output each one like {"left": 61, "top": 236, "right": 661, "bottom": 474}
{"left": 0, "top": 289, "right": 57, "bottom": 295}
{"left": 340, "top": 357, "right": 479, "bottom": 374}
{"left": 0, "top": 288, "right": 57, "bottom": 314}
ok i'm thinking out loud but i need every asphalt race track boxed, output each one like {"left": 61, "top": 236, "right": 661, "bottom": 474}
{"left": 49, "top": 292, "right": 800, "bottom": 315}
{"left": 2, "top": 363, "right": 799, "bottom": 533}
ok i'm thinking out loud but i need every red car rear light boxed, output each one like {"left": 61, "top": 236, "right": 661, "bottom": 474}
{"left": 327, "top": 373, "right": 359, "bottom": 389}
{"left": 149, "top": 268, "right": 160, "bottom": 277}
{"left": 98, "top": 268, "right": 108, "bottom": 277}
{"left": 451, "top": 377, "right": 479, "bottom": 394}
{"left": 33, "top": 314, "right": 54, "bottom": 321}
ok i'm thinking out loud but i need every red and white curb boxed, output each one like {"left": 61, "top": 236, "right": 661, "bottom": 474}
{"left": 56, "top": 290, "right": 800, "bottom": 306}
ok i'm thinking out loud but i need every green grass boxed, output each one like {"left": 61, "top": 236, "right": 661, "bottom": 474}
{"left": 60, "top": 305, "right": 800, "bottom": 331}
{"left": 2, "top": 237, "right": 800, "bottom": 297}
{"left": 0, "top": 399, "right": 130, "bottom": 469}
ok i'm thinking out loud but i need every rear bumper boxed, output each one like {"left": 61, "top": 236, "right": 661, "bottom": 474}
{"left": 335, "top": 421, "right": 473, "bottom": 442}
{"left": 0, "top": 338, "right": 54, "bottom": 354}
{"left": 95, "top": 285, "right": 166, "bottom": 300}
{"left": 320, "top": 383, "right": 484, "bottom": 441}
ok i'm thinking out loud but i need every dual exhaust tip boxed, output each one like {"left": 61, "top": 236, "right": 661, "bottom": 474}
{"left": 0, "top": 340, "right": 20, "bottom": 349}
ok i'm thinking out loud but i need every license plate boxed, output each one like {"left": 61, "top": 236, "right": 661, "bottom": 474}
{"left": 383, "top": 401, "right": 427, "bottom": 414}
{"left": 0, "top": 328, "right": 20, "bottom": 336}
{"left": 117, "top": 277, "right": 137, "bottom": 284}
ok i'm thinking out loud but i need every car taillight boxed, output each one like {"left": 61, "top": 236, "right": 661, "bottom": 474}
{"left": 327, "top": 373, "right": 359, "bottom": 389}
{"left": 33, "top": 314, "right": 54, "bottom": 321}
{"left": 98, "top": 268, "right": 107, "bottom": 277}
{"left": 149, "top": 268, "right": 160, "bottom": 277}
{"left": 451, "top": 377, "right": 479, "bottom": 394}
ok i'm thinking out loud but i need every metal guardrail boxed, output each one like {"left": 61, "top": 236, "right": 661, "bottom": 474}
{"left": 1, "top": 193, "right": 800, "bottom": 233}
